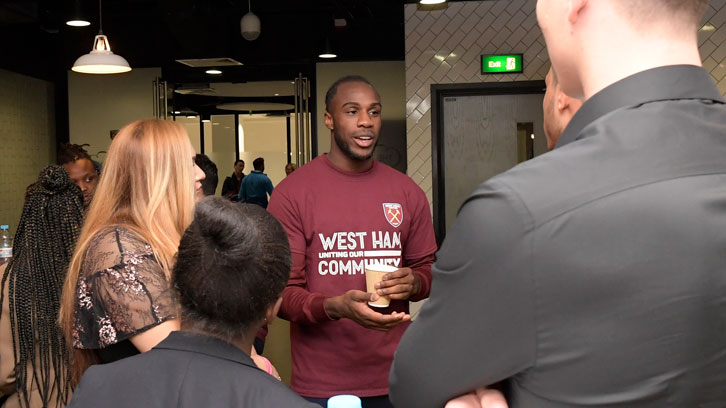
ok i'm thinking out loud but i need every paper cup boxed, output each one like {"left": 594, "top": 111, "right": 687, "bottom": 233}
{"left": 365, "top": 263, "right": 398, "bottom": 307}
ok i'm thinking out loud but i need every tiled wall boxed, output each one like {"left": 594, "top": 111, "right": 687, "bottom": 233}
{"left": 405, "top": 0, "right": 726, "bottom": 206}
{"left": 0, "top": 69, "right": 55, "bottom": 232}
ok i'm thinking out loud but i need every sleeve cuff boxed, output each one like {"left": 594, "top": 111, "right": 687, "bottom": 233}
{"left": 310, "top": 294, "right": 335, "bottom": 322}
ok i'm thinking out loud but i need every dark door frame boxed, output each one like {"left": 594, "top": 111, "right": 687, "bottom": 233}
{"left": 431, "top": 80, "right": 545, "bottom": 246}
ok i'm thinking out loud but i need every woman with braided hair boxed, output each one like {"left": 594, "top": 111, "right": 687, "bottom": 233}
{"left": 0, "top": 165, "right": 85, "bottom": 408}
{"left": 58, "top": 119, "right": 205, "bottom": 385}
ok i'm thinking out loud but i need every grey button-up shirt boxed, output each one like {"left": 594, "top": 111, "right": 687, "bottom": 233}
{"left": 390, "top": 65, "right": 726, "bottom": 408}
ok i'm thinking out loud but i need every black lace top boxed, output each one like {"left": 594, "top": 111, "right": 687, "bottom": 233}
{"left": 72, "top": 226, "right": 177, "bottom": 355}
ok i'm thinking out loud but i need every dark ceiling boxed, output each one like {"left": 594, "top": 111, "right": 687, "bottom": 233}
{"left": 0, "top": 0, "right": 432, "bottom": 83}
{"left": 0, "top": 0, "right": 466, "bottom": 139}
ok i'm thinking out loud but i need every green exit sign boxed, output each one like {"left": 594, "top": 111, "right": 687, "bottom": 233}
{"left": 481, "top": 54, "right": 523, "bottom": 74}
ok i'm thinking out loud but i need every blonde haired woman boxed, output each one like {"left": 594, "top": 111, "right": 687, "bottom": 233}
{"left": 60, "top": 119, "right": 205, "bottom": 384}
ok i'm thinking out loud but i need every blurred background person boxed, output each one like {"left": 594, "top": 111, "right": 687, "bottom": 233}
{"left": 542, "top": 67, "right": 583, "bottom": 151}
{"left": 285, "top": 162, "right": 298, "bottom": 177}
{"left": 68, "top": 197, "right": 316, "bottom": 408}
{"left": 59, "top": 119, "right": 205, "bottom": 385}
{"left": 222, "top": 159, "right": 245, "bottom": 201}
{"left": 239, "top": 157, "right": 274, "bottom": 209}
{"left": 0, "top": 165, "right": 85, "bottom": 408}
{"left": 57, "top": 143, "right": 99, "bottom": 208}
{"left": 194, "top": 154, "right": 219, "bottom": 200}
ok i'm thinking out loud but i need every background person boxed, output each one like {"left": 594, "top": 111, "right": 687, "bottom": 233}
{"left": 285, "top": 162, "right": 298, "bottom": 176}
{"left": 222, "top": 159, "right": 245, "bottom": 201}
{"left": 542, "top": 67, "right": 583, "bottom": 150}
{"left": 268, "top": 75, "right": 436, "bottom": 408}
{"left": 67, "top": 197, "right": 316, "bottom": 408}
{"left": 194, "top": 154, "right": 219, "bottom": 200}
{"left": 239, "top": 157, "right": 274, "bottom": 209}
{"left": 390, "top": 0, "right": 726, "bottom": 407}
{"left": 57, "top": 143, "right": 99, "bottom": 208}
{"left": 59, "top": 119, "right": 205, "bottom": 384}
{"left": 0, "top": 165, "right": 84, "bottom": 408}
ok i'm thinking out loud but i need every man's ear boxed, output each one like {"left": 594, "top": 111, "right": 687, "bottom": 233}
{"left": 556, "top": 91, "right": 570, "bottom": 112}
{"left": 567, "top": 0, "right": 588, "bottom": 24}
{"left": 324, "top": 111, "right": 334, "bottom": 131}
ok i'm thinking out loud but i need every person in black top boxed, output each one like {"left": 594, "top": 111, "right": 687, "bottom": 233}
{"left": 194, "top": 154, "right": 219, "bottom": 200}
{"left": 222, "top": 159, "right": 245, "bottom": 201}
{"left": 68, "top": 197, "right": 317, "bottom": 408}
{"left": 391, "top": 1, "right": 726, "bottom": 407}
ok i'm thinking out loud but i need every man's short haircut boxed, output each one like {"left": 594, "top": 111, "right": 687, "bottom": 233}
{"left": 615, "top": 0, "right": 708, "bottom": 26}
{"left": 253, "top": 157, "right": 264, "bottom": 171}
{"left": 325, "top": 75, "right": 376, "bottom": 113}
{"left": 195, "top": 154, "right": 218, "bottom": 196}
{"left": 234, "top": 159, "right": 244, "bottom": 166}
{"left": 57, "top": 143, "right": 92, "bottom": 166}
{"left": 172, "top": 197, "right": 292, "bottom": 341}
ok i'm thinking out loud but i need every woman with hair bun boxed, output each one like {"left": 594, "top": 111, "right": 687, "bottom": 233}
{"left": 68, "top": 197, "right": 317, "bottom": 407}
{"left": 1, "top": 165, "right": 85, "bottom": 408}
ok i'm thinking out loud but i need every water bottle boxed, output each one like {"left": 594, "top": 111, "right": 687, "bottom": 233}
{"left": 0, "top": 225, "right": 12, "bottom": 266}
{"left": 327, "top": 395, "right": 362, "bottom": 408}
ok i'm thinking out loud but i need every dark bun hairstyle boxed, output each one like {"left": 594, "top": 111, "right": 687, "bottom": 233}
{"left": 172, "top": 196, "right": 291, "bottom": 340}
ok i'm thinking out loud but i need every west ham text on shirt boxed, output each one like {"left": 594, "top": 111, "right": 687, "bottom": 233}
{"left": 317, "top": 231, "right": 402, "bottom": 275}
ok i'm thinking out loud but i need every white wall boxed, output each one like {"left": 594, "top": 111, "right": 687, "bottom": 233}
{"left": 68, "top": 67, "right": 161, "bottom": 160}
{"left": 239, "top": 114, "right": 289, "bottom": 186}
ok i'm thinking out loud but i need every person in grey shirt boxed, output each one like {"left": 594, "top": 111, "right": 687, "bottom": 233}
{"left": 68, "top": 197, "right": 316, "bottom": 408}
{"left": 390, "top": 1, "right": 726, "bottom": 407}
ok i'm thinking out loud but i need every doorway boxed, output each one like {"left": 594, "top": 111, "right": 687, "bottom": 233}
{"left": 431, "top": 81, "right": 546, "bottom": 244}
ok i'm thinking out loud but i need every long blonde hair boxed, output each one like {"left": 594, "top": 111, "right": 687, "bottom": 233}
{"left": 59, "top": 119, "right": 196, "bottom": 383}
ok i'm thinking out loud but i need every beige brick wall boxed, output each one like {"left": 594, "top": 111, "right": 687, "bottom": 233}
{"left": 405, "top": 0, "right": 726, "bottom": 206}
{"left": 0, "top": 69, "right": 55, "bottom": 232}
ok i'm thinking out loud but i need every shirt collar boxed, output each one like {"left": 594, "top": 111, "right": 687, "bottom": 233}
{"left": 556, "top": 65, "right": 725, "bottom": 149}
{"left": 154, "top": 331, "right": 258, "bottom": 369}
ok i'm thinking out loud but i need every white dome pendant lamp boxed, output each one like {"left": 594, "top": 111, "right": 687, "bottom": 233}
{"left": 240, "top": 0, "right": 261, "bottom": 41}
{"left": 72, "top": 0, "right": 131, "bottom": 74}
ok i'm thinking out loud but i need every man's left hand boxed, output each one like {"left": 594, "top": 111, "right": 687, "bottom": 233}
{"left": 375, "top": 267, "right": 419, "bottom": 300}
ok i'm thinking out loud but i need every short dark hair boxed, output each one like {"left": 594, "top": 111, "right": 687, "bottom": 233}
{"left": 234, "top": 159, "right": 244, "bottom": 166}
{"left": 57, "top": 143, "right": 92, "bottom": 166}
{"left": 172, "top": 197, "right": 291, "bottom": 341}
{"left": 325, "top": 75, "right": 376, "bottom": 113}
{"left": 195, "top": 154, "right": 218, "bottom": 196}
{"left": 253, "top": 157, "right": 264, "bottom": 171}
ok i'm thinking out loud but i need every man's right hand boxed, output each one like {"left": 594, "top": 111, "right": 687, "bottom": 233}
{"left": 324, "top": 290, "right": 411, "bottom": 331}
{"left": 445, "top": 388, "right": 508, "bottom": 408}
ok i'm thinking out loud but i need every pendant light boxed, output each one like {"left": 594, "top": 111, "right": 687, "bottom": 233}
{"left": 240, "top": 0, "right": 261, "bottom": 41}
{"left": 72, "top": 0, "right": 131, "bottom": 74}
{"left": 66, "top": 0, "right": 91, "bottom": 26}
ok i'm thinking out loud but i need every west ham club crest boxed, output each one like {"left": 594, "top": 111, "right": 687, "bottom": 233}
{"left": 382, "top": 203, "right": 403, "bottom": 228}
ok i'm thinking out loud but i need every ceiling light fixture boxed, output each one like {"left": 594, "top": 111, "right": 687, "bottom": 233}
{"left": 201, "top": 114, "right": 211, "bottom": 123}
{"left": 318, "top": 38, "right": 337, "bottom": 59}
{"left": 71, "top": 0, "right": 131, "bottom": 74}
{"left": 66, "top": 0, "right": 90, "bottom": 26}
{"left": 419, "top": 0, "right": 446, "bottom": 4}
{"left": 206, "top": 69, "right": 223, "bottom": 75}
{"left": 240, "top": 0, "right": 261, "bottom": 41}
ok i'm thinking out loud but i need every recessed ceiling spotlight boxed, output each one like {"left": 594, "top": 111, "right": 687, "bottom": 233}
{"left": 420, "top": 0, "right": 446, "bottom": 3}
{"left": 274, "top": 93, "right": 279, "bottom": 96}
{"left": 186, "top": 115, "right": 197, "bottom": 119}
{"left": 172, "top": 111, "right": 181, "bottom": 115}
{"left": 206, "top": 69, "right": 222, "bottom": 75}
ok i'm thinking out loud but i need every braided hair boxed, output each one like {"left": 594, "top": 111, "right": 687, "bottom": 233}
{"left": 0, "top": 165, "right": 84, "bottom": 408}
